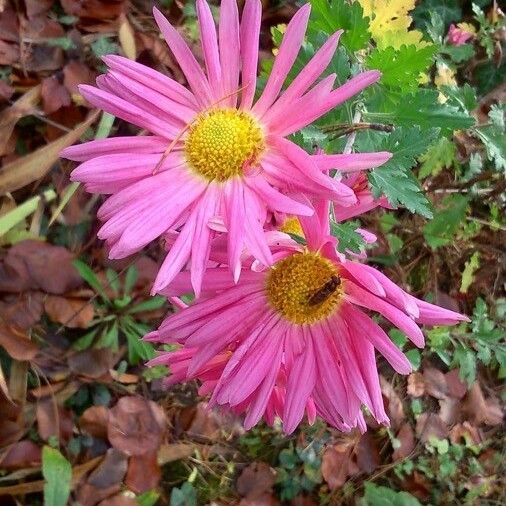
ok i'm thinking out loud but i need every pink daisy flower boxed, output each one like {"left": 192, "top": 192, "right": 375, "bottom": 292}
{"left": 146, "top": 200, "right": 468, "bottom": 434}
{"left": 61, "top": 0, "right": 390, "bottom": 295}
{"left": 447, "top": 23, "right": 474, "bottom": 46}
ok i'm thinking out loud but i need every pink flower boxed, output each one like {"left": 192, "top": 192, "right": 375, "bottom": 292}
{"left": 61, "top": 0, "right": 390, "bottom": 296}
{"left": 146, "top": 200, "right": 468, "bottom": 434}
{"left": 447, "top": 24, "right": 474, "bottom": 46}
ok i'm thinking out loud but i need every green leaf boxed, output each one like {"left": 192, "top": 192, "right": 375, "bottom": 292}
{"left": 365, "top": 88, "right": 475, "bottom": 134}
{"left": 423, "top": 194, "right": 469, "bottom": 249}
{"left": 474, "top": 60, "right": 506, "bottom": 95}
{"left": 489, "top": 104, "right": 505, "bottom": 130}
{"left": 124, "top": 265, "right": 138, "bottom": 296}
{"left": 413, "top": 0, "right": 461, "bottom": 29}
{"left": 360, "top": 482, "right": 422, "bottom": 506}
{"left": 460, "top": 251, "right": 480, "bottom": 293}
{"left": 73, "top": 259, "right": 110, "bottom": 303}
{"left": 121, "top": 317, "right": 155, "bottom": 364}
{"left": 366, "top": 45, "right": 436, "bottom": 94}
{"left": 127, "top": 296, "right": 166, "bottom": 314}
{"left": 454, "top": 344, "right": 477, "bottom": 385}
{"left": 418, "top": 137, "right": 456, "bottom": 179}
{"left": 474, "top": 125, "right": 506, "bottom": 172}
{"left": 42, "top": 446, "right": 72, "bottom": 506}
{"left": 330, "top": 221, "right": 366, "bottom": 253}
{"left": 73, "top": 327, "right": 99, "bottom": 351}
{"left": 309, "top": 0, "right": 370, "bottom": 51}
{"left": 91, "top": 37, "right": 119, "bottom": 58}
{"left": 170, "top": 482, "right": 197, "bottom": 506}
{"left": 406, "top": 349, "right": 421, "bottom": 370}
{"left": 359, "top": 127, "right": 438, "bottom": 217}
{"left": 440, "top": 43, "right": 475, "bottom": 63}
{"left": 96, "top": 321, "right": 119, "bottom": 351}
{"left": 106, "top": 269, "right": 120, "bottom": 296}
{"left": 137, "top": 490, "right": 160, "bottom": 506}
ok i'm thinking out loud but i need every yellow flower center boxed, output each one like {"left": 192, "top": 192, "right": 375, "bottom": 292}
{"left": 184, "top": 109, "right": 264, "bottom": 182}
{"left": 279, "top": 216, "right": 304, "bottom": 237}
{"left": 266, "top": 252, "right": 342, "bottom": 325}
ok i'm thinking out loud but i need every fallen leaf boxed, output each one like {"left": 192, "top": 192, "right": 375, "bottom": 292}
{"left": 61, "top": 0, "right": 126, "bottom": 19}
{"left": 393, "top": 422, "right": 416, "bottom": 460}
{"left": 79, "top": 405, "right": 110, "bottom": 439}
{"left": 445, "top": 369, "right": 467, "bottom": 399}
{"left": 0, "top": 39, "right": 19, "bottom": 66}
{"left": 68, "top": 348, "right": 116, "bottom": 379}
{"left": 321, "top": 436, "right": 360, "bottom": 490}
{"left": 41, "top": 76, "right": 71, "bottom": 114}
{"left": 118, "top": 13, "right": 136, "bottom": 60}
{"left": 407, "top": 372, "right": 425, "bottom": 397}
{"left": 462, "top": 383, "right": 504, "bottom": 426}
{"left": 0, "top": 80, "right": 14, "bottom": 102}
{"left": 0, "top": 110, "right": 99, "bottom": 194}
{"left": 44, "top": 295, "right": 94, "bottom": 328}
{"left": 0, "top": 323, "right": 38, "bottom": 361}
{"left": 0, "top": 240, "right": 82, "bottom": 294}
{"left": 25, "top": 0, "right": 53, "bottom": 18}
{"left": 237, "top": 462, "right": 276, "bottom": 500}
{"left": 87, "top": 449, "right": 128, "bottom": 489}
{"left": 415, "top": 413, "right": 449, "bottom": 443}
{"left": 449, "top": 422, "right": 482, "bottom": 445}
{"left": 380, "top": 375, "right": 405, "bottom": 429}
{"left": 99, "top": 494, "right": 138, "bottom": 506}
{"left": 422, "top": 367, "right": 448, "bottom": 399}
{"left": 157, "top": 443, "right": 193, "bottom": 465}
{"left": 125, "top": 451, "right": 160, "bottom": 494}
{"left": 0, "top": 85, "right": 40, "bottom": 156}
{"left": 36, "top": 398, "right": 73, "bottom": 442}
{"left": 63, "top": 60, "right": 96, "bottom": 97}
{"left": 0, "top": 292, "right": 45, "bottom": 329}
{"left": 0, "top": 440, "right": 41, "bottom": 470}
{"left": 107, "top": 396, "right": 167, "bottom": 456}
{"left": 355, "top": 432, "right": 380, "bottom": 473}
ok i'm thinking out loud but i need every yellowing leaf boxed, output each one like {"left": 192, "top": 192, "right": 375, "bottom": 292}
{"left": 434, "top": 62, "right": 457, "bottom": 88}
{"left": 358, "top": 0, "right": 429, "bottom": 49}
{"left": 118, "top": 13, "right": 136, "bottom": 60}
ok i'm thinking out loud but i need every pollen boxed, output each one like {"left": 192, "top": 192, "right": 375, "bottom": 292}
{"left": 279, "top": 216, "right": 304, "bottom": 237}
{"left": 185, "top": 108, "right": 265, "bottom": 182}
{"left": 266, "top": 252, "right": 342, "bottom": 325}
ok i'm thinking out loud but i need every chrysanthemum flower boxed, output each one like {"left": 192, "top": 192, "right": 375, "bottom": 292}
{"left": 146, "top": 200, "right": 468, "bottom": 434}
{"left": 61, "top": 0, "right": 390, "bottom": 295}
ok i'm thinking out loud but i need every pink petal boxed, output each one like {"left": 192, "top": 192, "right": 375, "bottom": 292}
{"left": 102, "top": 54, "right": 198, "bottom": 109}
{"left": 196, "top": 0, "right": 222, "bottom": 99}
{"left": 79, "top": 84, "right": 179, "bottom": 139}
{"left": 252, "top": 3, "right": 311, "bottom": 116}
{"left": 224, "top": 178, "right": 246, "bottom": 282}
{"left": 240, "top": 0, "right": 262, "bottom": 109}
{"left": 60, "top": 136, "right": 167, "bottom": 162}
{"left": 313, "top": 151, "right": 392, "bottom": 173}
{"left": 153, "top": 7, "right": 213, "bottom": 107}
{"left": 344, "top": 281, "right": 425, "bottom": 347}
{"left": 219, "top": 0, "right": 240, "bottom": 107}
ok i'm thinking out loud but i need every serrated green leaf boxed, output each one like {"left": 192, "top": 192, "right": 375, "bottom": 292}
{"left": 366, "top": 44, "right": 436, "bottom": 94}
{"left": 454, "top": 344, "right": 477, "bottom": 385}
{"left": 460, "top": 251, "right": 480, "bottom": 293}
{"left": 474, "top": 125, "right": 506, "bottom": 172}
{"left": 365, "top": 88, "right": 475, "bottom": 134}
{"left": 440, "top": 43, "right": 475, "bottom": 63}
{"left": 309, "top": 0, "right": 370, "bottom": 52}
{"left": 330, "top": 221, "right": 366, "bottom": 253}
{"left": 413, "top": 0, "right": 461, "bottom": 29}
{"left": 42, "top": 446, "right": 72, "bottom": 506}
{"left": 418, "top": 137, "right": 457, "bottom": 178}
{"left": 359, "top": 127, "right": 438, "bottom": 217}
{"left": 423, "top": 194, "right": 469, "bottom": 248}
{"left": 360, "top": 482, "right": 422, "bottom": 506}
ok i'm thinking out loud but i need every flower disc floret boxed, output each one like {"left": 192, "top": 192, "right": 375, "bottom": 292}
{"left": 266, "top": 252, "right": 342, "bottom": 324}
{"left": 185, "top": 108, "right": 265, "bottom": 182}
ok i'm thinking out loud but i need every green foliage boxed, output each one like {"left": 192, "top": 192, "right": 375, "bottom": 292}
{"left": 423, "top": 194, "right": 469, "bottom": 249}
{"left": 170, "top": 482, "right": 197, "bottom": 506}
{"left": 330, "top": 221, "right": 366, "bottom": 253}
{"left": 42, "top": 446, "right": 72, "bottom": 506}
{"left": 357, "top": 127, "right": 438, "bottom": 217}
{"left": 427, "top": 298, "right": 506, "bottom": 385}
{"left": 474, "top": 125, "right": 506, "bottom": 172}
{"left": 360, "top": 483, "right": 422, "bottom": 506}
{"left": 91, "top": 37, "right": 119, "bottom": 58}
{"left": 309, "top": 0, "right": 370, "bottom": 51}
{"left": 460, "top": 251, "right": 480, "bottom": 293}
{"left": 412, "top": 0, "right": 461, "bottom": 29}
{"left": 73, "top": 262, "right": 164, "bottom": 365}
{"left": 365, "top": 88, "right": 475, "bottom": 134}
{"left": 418, "top": 137, "right": 457, "bottom": 178}
{"left": 366, "top": 44, "right": 436, "bottom": 94}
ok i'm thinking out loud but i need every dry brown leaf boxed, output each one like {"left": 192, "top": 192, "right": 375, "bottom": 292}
{"left": 0, "top": 85, "right": 40, "bottom": 156}
{"left": 125, "top": 451, "right": 160, "bottom": 494}
{"left": 0, "top": 240, "right": 82, "bottom": 294}
{"left": 0, "top": 110, "right": 99, "bottom": 194}
{"left": 415, "top": 413, "right": 449, "bottom": 443}
{"left": 237, "top": 462, "right": 276, "bottom": 500}
{"left": 0, "top": 440, "right": 41, "bottom": 470}
{"left": 321, "top": 442, "right": 359, "bottom": 490}
{"left": 380, "top": 375, "right": 405, "bottom": 429}
{"left": 0, "top": 323, "right": 38, "bottom": 361}
{"left": 79, "top": 405, "right": 110, "bottom": 439}
{"left": 36, "top": 398, "right": 73, "bottom": 442}
{"left": 449, "top": 422, "right": 482, "bottom": 445}
{"left": 157, "top": 443, "right": 193, "bottom": 465}
{"left": 68, "top": 348, "right": 116, "bottom": 379}
{"left": 107, "top": 396, "right": 167, "bottom": 456}
{"left": 422, "top": 367, "right": 448, "bottom": 399}
{"left": 99, "top": 494, "right": 138, "bottom": 506}
{"left": 0, "top": 292, "right": 45, "bottom": 329}
{"left": 407, "top": 372, "right": 425, "bottom": 397}
{"left": 44, "top": 295, "right": 94, "bottom": 328}
{"left": 0, "top": 362, "right": 12, "bottom": 402}
{"left": 41, "top": 76, "right": 71, "bottom": 114}
{"left": 118, "top": 13, "right": 136, "bottom": 60}
{"left": 393, "top": 422, "right": 416, "bottom": 461}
